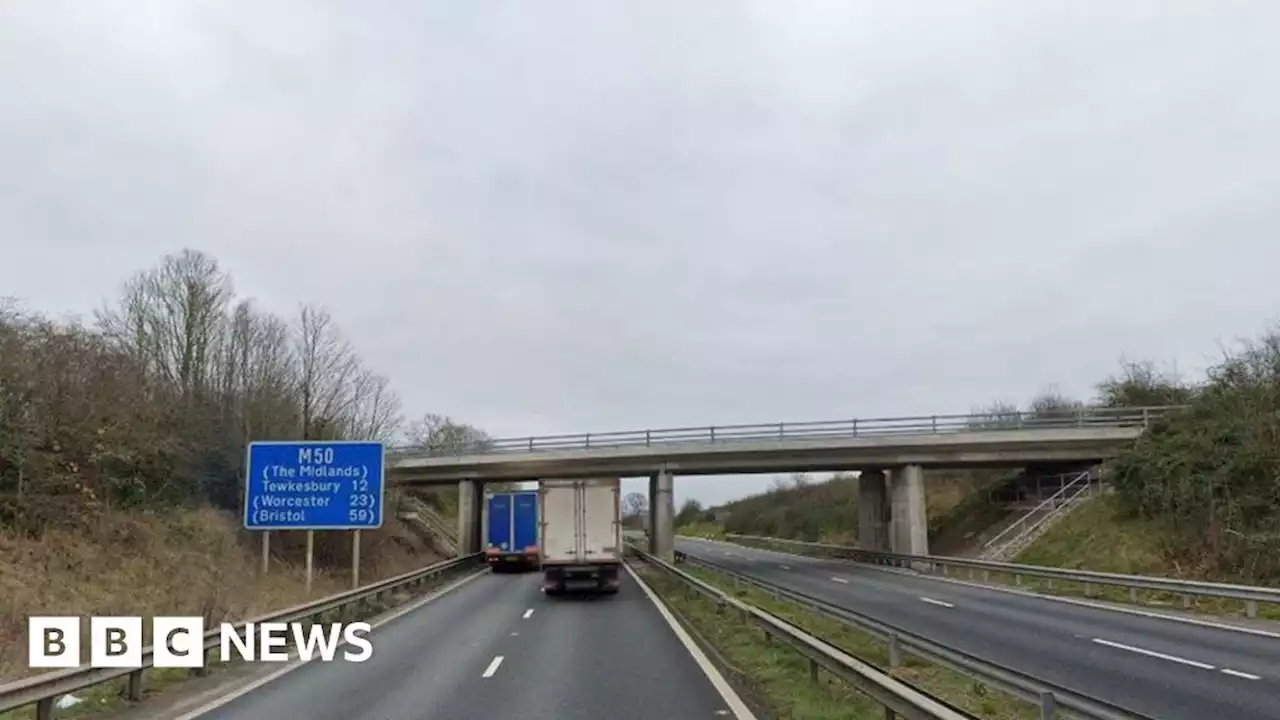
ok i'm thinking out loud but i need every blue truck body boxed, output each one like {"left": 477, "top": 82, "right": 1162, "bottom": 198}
{"left": 485, "top": 490, "right": 539, "bottom": 572}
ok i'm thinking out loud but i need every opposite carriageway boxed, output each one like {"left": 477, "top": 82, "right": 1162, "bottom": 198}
{"left": 674, "top": 536, "right": 1280, "bottom": 720}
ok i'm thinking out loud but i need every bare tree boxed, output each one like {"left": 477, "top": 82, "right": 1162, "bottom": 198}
{"left": 622, "top": 492, "right": 648, "bottom": 519}
{"left": 346, "top": 370, "right": 404, "bottom": 441}
{"left": 3, "top": 248, "right": 492, "bottom": 549}
{"left": 294, "top": 304, "right": 360, "bottom": 440}
{"left": 405, "top": 413, "right": 492, "bottom": 454}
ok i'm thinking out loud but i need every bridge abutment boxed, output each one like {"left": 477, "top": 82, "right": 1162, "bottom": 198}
{"left": 648, "top": 469, "right": 675, "bottom": 562}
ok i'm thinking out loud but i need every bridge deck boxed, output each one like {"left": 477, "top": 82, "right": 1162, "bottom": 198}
{"left": 388, "top": 418, "right": 1154, "bottom": 483}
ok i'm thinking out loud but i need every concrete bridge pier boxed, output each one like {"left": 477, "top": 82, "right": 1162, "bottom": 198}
{"left": 857, "top": 470, "right": 890, "bottom": 552}
{"left": 457, "top": 479, "right": 484, "bottom": 556}
{"left": 889, "top": 464, "right": 928, "bottom": 557}
{"left": 648, "top": 469, "right": 675, "bottom": 562}
{"left": 858, "top": 465, "right": 928, "bottom": 557}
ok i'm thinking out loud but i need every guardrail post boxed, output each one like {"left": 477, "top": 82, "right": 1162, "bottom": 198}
{"left": 1181, "top": 594, "right": 1191, "bottom": 609}
{"left": 778, "top": 422, "right": 784, "bottom": 438}
{"left": 1246, "top": 600, "right": 1259, "bottom": 618}
{"left": 1039, "top": 691, "right": 1057, "bottom": 719}
{"left": 645, "top": 430, "right": 651, "bottom": 445}
{"left": 809, "top": 658, "right": 819, "bottom": 684}
{"left": 852, "top": 418, "right": 858, "bottom": 436}
{"left": 931, "top": 415, "right": 937, "bottom": 432}
{"left": 888, "top": 633, "right": 901, "bottom": 668}
{"left": 36, "top": 697, "right": 54, "bottom": 720}
{"left": 127, "top": 668, "right": 143, "bottom": 700}
{"left": 585, "top": 433, "right": 591, "bottom": 448}
{"left": 528, "top": 437, "right": 534, "bottom": 450}
{"left": 1142, "top": 407, "right": 1150, "bottom": 426}
{"left": 1129, "top": 587, "right": 1138, "bottom": 603}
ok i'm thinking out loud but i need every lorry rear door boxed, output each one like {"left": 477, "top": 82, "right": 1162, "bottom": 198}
{"left": 513, "top": 492, "right": 539, "bottom": 551}
{"left": 487, "top": 493, "right": 513, "bottom": 551}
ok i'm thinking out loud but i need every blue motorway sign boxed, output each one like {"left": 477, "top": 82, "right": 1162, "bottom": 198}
{"left": 244, "top": 441, "right": 385, "bottom": 530}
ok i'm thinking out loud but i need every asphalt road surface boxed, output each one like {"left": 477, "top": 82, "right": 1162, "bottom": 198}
{"left": 191, "top": 569, "right": 748, "bottom": 720}
{"left": 677, "top": 537, "right": 1280, "bottom": 720}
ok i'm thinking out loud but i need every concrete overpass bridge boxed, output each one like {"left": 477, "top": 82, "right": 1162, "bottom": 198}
{"left": 386, "top": 406, "right": 1178, "bottom": 563}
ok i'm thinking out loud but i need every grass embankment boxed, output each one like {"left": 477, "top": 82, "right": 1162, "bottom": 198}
{"left": 0, "top": 505, "right": 456, "bottom": 719}
{"left": 1012, "top": 493, "right": 1280, "bottom": 621}
{"left": 636, "top": 561, "right": 1036, "bottom": 720}
{"left": 686, "top": 472, "right": 1014, "bottom": 555}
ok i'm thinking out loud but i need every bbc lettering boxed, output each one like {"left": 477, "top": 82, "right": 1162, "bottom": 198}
{"left": 29, "top": 617, "right": 373, "bottom": 668}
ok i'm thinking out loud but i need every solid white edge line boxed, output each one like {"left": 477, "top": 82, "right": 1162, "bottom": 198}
{"left": 920, "top": 597, "right": 955, "bottom": 608}
{"left": 522, "top": 608, "right": 534, "bottom": 619}
{"left": 830, "top": 577, "right": 850, "bottom": 584}
{"left": 623, "top": 562, "right": 758, "bottom": 720}
{"left": 1221, "top": 668, "right": 1261, "bottom": 680}
{"left": 684, "top": 537, "right": 1280, "bottom": 641}
{"left": 482, "top": 655, "right": 504, "bottom": 678}
{"left": 1091, "top": 638, "right": 1215, "bottom": 670}
{"left": 171, "top": 569, "right": 489, "bottom": 720}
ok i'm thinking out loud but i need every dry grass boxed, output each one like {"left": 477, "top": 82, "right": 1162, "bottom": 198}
{"left": 0, "top": 506, "right": 439, "bottom": 683}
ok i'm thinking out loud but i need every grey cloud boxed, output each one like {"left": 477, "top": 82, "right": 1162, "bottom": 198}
{"left": 3, "top": 1, "right": 1279, "bottom": 506}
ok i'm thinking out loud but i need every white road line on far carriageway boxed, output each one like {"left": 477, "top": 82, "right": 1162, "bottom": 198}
{"left": 1091, "top": 638, "right": 1263, "bottom": 680}
{"left": 482, "top": 655, "right": 504, "bottom": 678}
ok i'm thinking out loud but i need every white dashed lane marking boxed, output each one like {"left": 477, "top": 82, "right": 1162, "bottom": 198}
{"left": 920, "top": 597, "right": 954, "bottom": 608}
{"left": 1092, "top": 638, "right": 1262, "bottom": 680}
{"left": 482, "top": 655, "right": 504, "bottom": 678}
{"left": 1091, "top": 638, "right": 1214, "bottom": 670}
{"left": 522, "top": 608, "right": 534, "bottom": 619}
{"left": 830, "top": 577, "right": 850, "bottom": 584}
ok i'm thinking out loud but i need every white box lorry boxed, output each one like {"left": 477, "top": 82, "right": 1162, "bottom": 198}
{"left": 538, "top": 477, "right": 622, "bottom": 595}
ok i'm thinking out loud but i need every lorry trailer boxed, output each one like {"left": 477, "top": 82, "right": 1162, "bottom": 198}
{"left": 484, "top": 490, "right": 540, "bottom": 572}
{"left": 538, "top": 477, "right": 622, "bottom": 595}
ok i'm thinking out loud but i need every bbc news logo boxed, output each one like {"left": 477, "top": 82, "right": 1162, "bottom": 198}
{"left": 29, "top": 617, "right": 373, "bottom": 668}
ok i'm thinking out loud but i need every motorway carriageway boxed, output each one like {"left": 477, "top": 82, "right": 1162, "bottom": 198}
{"left": 172, "top": 567, "right": 754, "bottom": 720}
{"left": 677, "top": 537, "right": 1280, "bottom": 720}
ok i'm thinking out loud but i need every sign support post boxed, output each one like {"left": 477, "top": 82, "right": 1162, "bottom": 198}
{"left": 244, "top": 440, "right": 385, "bottom": 590}
{"left": 305, "top": 530, "right": 315, "bottom": 594}
{"left": 351, "top": 530, "right": 362, "bottom": 589}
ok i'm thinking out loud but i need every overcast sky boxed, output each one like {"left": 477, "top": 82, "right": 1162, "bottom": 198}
{"left": 3, "top": 1, "right": 1278, "bottom": 506}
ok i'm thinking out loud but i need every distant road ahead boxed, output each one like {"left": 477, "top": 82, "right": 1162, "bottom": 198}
{"left": 677, "top": 538, "right": 1280, "bottom": 720}
{"left": 189, "top": 570, "right": 748, "bottom": 720}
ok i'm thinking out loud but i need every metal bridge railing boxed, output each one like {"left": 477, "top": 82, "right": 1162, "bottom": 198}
{"left": 387, "top": 405, "right": 1184, "bottom": 459}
